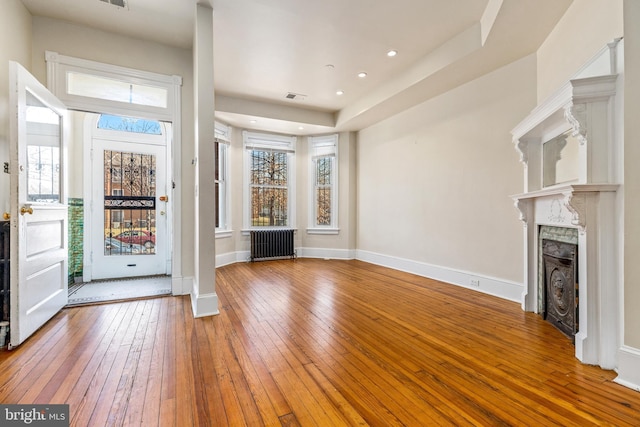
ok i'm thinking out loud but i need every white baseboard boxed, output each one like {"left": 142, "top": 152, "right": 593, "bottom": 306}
{"left": 355, "top": 249, "right": 523, "bottom": 302}
{"left": 297, "top": 247, "right": 356, "bottom": 260}
{"left": 172, "top": 276, "right": 192, "bottom": 295}
{"left": 190, "top": 284, "right": 219, "bottom": 318}
{"left": 614, "top": 346, "right": 640, "bottom": 391}
{"left": 216, "top": 251, "right": 249, "bottom": 267}
{"left": 216, "top": 248, "right": 357, "bottom": 266}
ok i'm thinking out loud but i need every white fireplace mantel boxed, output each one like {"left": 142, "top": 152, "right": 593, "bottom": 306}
{"left": 510, "top": 42, "right": 621, "bottom": 371}
{"left": 513, "top": 183, "right": 618, "bottom": 233}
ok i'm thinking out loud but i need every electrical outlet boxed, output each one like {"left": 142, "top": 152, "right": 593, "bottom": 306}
{"left": 470, "top": 278, "right": 480, "bottom": 287}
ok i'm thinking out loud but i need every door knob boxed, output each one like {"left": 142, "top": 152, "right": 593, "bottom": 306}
{"left": 159, "top": 195, "right": 169, "bottom": 202}
{"left": 2, "top": 212, "right": 9, "bottom": 220}
{"left": 20, "top": 205, "right": 33, "bottom": 215}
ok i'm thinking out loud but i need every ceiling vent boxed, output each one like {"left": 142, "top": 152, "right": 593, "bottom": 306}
{"left": 285, "top": 92, "right": 306, "bottom": 101}
{"left": 99, "top": 0, "right": 128, "bottom": 9}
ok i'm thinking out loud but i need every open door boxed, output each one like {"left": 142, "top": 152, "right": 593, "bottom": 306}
{"left": 8, "top": 62, "right": 68, "bottom": 348}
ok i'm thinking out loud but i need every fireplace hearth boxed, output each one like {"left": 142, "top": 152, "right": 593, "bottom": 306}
{"left": 542, "top": 239, "right": 578, "bottom": 340}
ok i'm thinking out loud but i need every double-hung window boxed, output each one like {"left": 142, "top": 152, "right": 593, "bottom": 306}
{"left": 243, "top": 131, "right": 296, "bottom": 229}
{"left": 308, "top": 134, "right": 338, "bottom": 233}
{"left": 215, "top": 122, "right": 230, "bottom": 235}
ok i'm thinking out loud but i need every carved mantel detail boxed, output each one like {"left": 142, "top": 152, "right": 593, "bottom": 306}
{"left": 515, "top": 138, "right": 528, "bottom": 164}
{"left": 564, "top": 104, "right": 588, "bottom": 146}
{"left": 563, "top": 190, "right": 587, "bottom": 233}
{"left": 514, "top": 198, "right": 529, "bottom": 224}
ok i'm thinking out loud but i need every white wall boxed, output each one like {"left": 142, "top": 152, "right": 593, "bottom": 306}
{"left": 621, "top": 0, "right": 640, "bottom": 387}
{"left": 29, "top": 16, "right": 196, "bottom": 279}
{"left": 356, "top": 54, "right": 537, "bottom": 297}
{"left": 0, "top": 0, "right": 32, "bottom": 216}
{"left": 536, "top": 0, "right": 623, "bottom": 102}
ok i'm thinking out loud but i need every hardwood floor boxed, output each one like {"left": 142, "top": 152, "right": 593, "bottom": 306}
{"left": 0, "top": 258, "right": 639, "bottom": 426}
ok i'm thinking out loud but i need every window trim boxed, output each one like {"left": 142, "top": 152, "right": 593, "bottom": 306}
{"left": 215, "top": 122, "right": 231, "bottom": 238}
{"left": 307, "top": 134, "right": 339, "bottom": 234}
{"left": 242, "top": 131, "right": 296, "bottom": 232}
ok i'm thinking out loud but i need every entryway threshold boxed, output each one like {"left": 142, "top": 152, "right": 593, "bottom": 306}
{"left": 67, "top": 275, "right": 172, "bottom": 306}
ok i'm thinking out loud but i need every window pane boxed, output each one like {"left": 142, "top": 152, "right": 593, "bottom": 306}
{"left": 67, "top": 71, "right": 168, "bottom": 108}
{"left": 316, "top": 157, "right": 332, "bottom": 185}
{"left": 250, "top": 150, "right": 287, "bottom": 186}
{"left": 98, "top": 114, "right": 162, "bottom": 135}
{"left": 104, "top": 150, "right": 157, "bottom": 255}
{"left": 250, "top": 148, "right": 288, "bottom": 227}
{"left": 316, "top": 187, "right": 331, "bottom": 226}
{"left": 26, "top": 91, "right": 61, "bottom": 203}
{"left": 251, "top": 187, "right": 288, "bottom": 226}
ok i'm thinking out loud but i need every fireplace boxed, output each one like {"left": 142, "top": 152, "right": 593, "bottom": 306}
{"left": 510, "top": 42, "right": 621, "bottom": 370}
{"left": 542, "top": 239, "right": 577, "bottom": 340}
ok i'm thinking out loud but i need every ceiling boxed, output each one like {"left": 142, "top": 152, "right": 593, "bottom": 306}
{"left": 20, "top": 0, "right": 573, "bottom": 135}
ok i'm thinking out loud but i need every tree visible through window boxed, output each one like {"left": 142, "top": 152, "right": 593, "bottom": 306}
{"left": 309, "top": 134, "right": 338, "bottom": 230}
{"left": 315, "top": 156, "right": 332, "bottom": 226}
{"left": 98, "top": 114, "right": 162, "bottom": 135}
{"left": 250, "top": 150, "right": 288, "bottom": 226}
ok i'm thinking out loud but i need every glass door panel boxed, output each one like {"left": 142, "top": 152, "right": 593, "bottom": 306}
{"left": 103, "top": 150, "right": 156, "bottom": 256}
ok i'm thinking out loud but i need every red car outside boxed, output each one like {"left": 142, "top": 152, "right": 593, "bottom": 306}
{"left": 114, "top": 230, "right": 155, "bottom": 248}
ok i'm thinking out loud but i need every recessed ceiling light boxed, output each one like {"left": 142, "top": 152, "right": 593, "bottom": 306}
{"left": 387, "top": 50, "right": 398, "bottom": 57}
{"left": 358, "top": 72, "right": 367, "bottom": 78}
{"left": 250, "top": 120, "right": 257, "bottom": 124}
{"left": 298, "top": 126, "right": 304, "bottom": 130}
{"left": 336, "top": 90, "right": 344, "bottom": 96}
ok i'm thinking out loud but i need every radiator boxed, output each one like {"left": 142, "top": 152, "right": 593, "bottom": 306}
{"left": 250, "top": 229, "right": 296, "bottom": 261}
{"left": 1, "top": 221, "right": 9, "bottom": 322}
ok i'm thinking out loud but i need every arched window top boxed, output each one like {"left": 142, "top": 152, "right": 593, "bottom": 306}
{"left": 97, "top": 114, "right": 162, "bottom": 135}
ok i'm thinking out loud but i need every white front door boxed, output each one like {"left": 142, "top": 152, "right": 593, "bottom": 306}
{"left": 90, "top": 138, "right": 168, "bottom": 280}
{"left": 9, "top": 62, "right": 68, "bottom": 348}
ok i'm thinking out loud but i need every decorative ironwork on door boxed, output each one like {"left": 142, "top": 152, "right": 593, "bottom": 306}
{"left": 104, "top": 150, "right": 156, "bottom": 256}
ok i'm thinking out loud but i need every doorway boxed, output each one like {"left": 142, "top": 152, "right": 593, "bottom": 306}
{"left": 45, "top": 52, "right": 184, "bottom": 298}
{"left": 72, "top": 112, "right": 173, "bottom": 302}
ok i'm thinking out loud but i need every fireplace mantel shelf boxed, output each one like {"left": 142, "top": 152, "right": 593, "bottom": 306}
{"left": 511, "top": 183, "right": 619, "bottom": 201}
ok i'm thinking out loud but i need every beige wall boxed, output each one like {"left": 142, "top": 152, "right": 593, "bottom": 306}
{"left": 30, "top": 16, "right": 196, "bottom": 278}
{"left": 297, "top": 131, "right": 357, "bottom": 253}
{"left": 624, "top": 0, "right": 640, "bottom": 350}
{"left": 356, "top": 54, "right": 536, "bottom": 284}
{"left": 536, "top": 0, "right": 623, "bottom": 102}
{"left": 0, "top": 0, "right": 32, "bottom": 215}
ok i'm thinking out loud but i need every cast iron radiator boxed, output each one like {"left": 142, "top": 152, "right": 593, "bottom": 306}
{"left": 1, "top": 221, "right": 9, "bottom": 322}
{"left": 250, "top": 229, "right": 296, "bottom": 261}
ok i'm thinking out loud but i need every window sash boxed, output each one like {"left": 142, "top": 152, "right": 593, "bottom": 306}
{"left": 243, "top": 131, "right": 296, "bottom": 230}
{"left": 309, "top": 134, "right": 338, "bottom": 231}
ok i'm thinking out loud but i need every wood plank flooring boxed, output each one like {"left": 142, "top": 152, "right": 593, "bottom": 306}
{"left": 0, "top": 259, "right": 639, "bottom": 426}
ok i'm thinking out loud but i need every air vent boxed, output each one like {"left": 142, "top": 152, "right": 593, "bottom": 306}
{"left": 285, "top": 92, "right": 306, "bottom": 101}
{"left": 99, "top": 0, "right": 128, "bottom": 9}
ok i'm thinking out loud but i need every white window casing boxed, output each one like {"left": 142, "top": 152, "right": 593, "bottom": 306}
{"left": 308, "top": 134, "right": 339, "bottom": 234}
{"left": 242, "top": 131, "right": 296, "bottom": 232}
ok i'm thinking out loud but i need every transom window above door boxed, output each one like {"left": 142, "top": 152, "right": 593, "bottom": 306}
{"left": 98, "top": 114, "right": 163, "bottom": 135}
